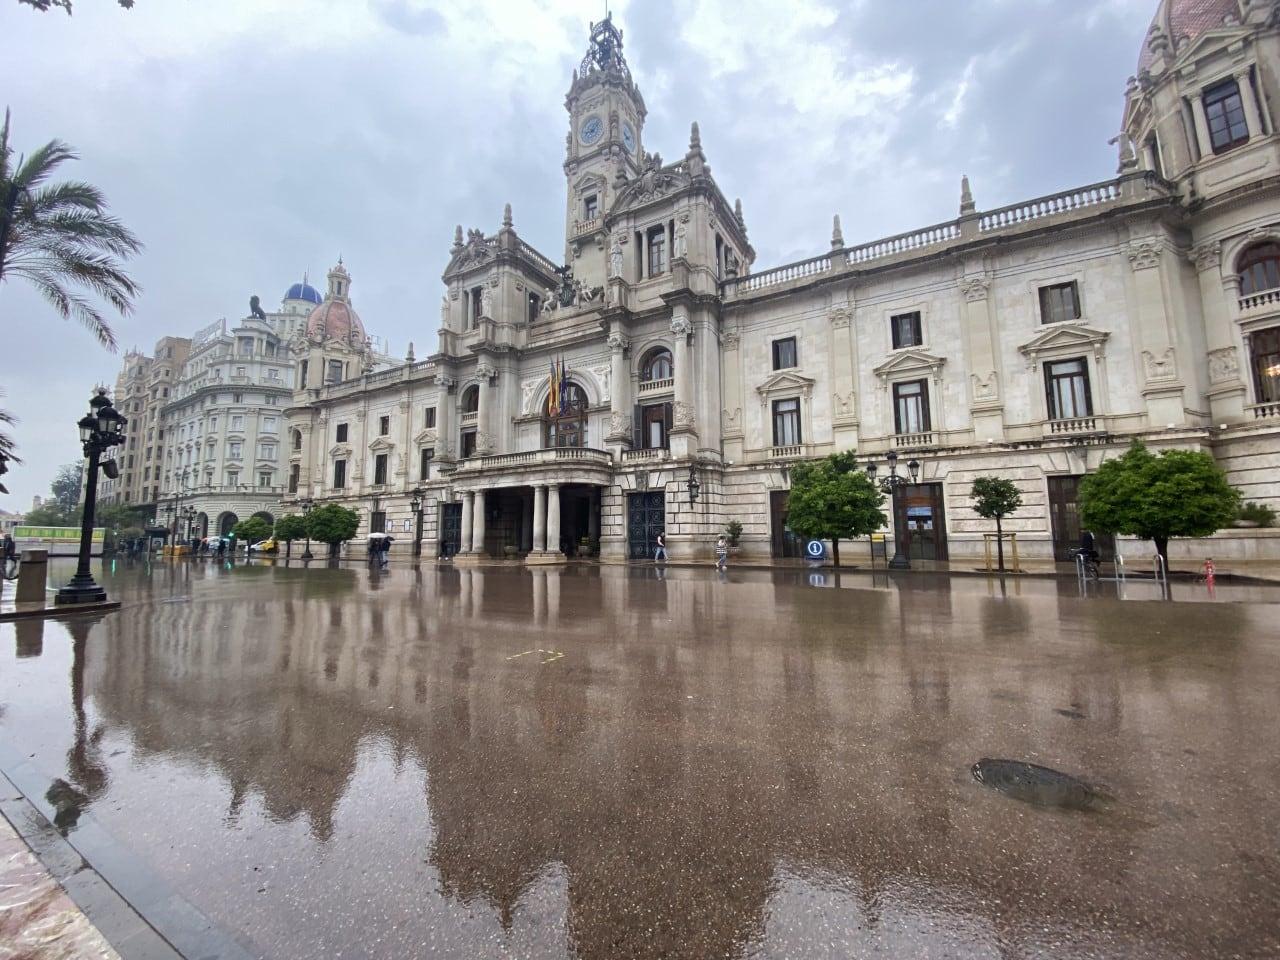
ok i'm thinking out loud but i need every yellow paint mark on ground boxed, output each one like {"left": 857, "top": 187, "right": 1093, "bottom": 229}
{"left": 505, "top": 650, "right": 537, "bottom": 660}
{"left": 507, "top": 649, "right": 565, "bottom": 664}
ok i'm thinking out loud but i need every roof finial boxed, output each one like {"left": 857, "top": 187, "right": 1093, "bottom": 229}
{"left": 452, "top": 224, "right": 463, "bottom": 252}
{"left": 690, "top": 121, "right": 701, "bottom": 150}
{"left": 406, "top": 341, "right": 415, "bottom": 363}
{"left": 503, "top": 203, "right": 513, "bottom": 229}
{"left": 831, "top": 214, "right": 844, "bottom": 249}
{"left": 959, "top": 175, "right": 975, "bottom": 216}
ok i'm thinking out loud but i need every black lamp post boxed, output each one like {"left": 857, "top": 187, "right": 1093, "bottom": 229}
{"left": 865, "top": 451, "right": 920, "bottom": 571}
{"left": 181, "top": 506, "right": 197, "bottom": 546}
{"left": 687, "top": 464, "right": 700, "bottom": 505}
{"left": 299, "top": 497, "right": 315, "bottom": 561}
{"left": 56, "top": 389, "right": 127, "bottom": 605}
{"left": 409, "top": 486, "right": 424, "bottom": 557}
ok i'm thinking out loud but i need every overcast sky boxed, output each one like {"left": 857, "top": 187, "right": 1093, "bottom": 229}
{"left": 0, "top": 0, "right": 1156, "bottom": 511}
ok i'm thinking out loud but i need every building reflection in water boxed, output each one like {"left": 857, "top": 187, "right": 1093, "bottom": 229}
{"left": 1, "top": 564, "right": 1274, "bottom": 959}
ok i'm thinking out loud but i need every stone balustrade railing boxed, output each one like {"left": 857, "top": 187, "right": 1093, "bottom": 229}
{"left": 637, "top": 377, "right": 674, "bottom": 395}
{"left": 847, "top": 221, "right": 961, "bottom": 265}
{"left": 978, "top": 180, "right": 1122, "bottom": 232}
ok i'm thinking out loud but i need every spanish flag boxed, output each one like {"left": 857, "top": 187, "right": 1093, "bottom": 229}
{"left": 547, "top": 359, "right": 558, "bottom": 416}
{"left": 558, "top": 357, "right": 568, "bottom": 414}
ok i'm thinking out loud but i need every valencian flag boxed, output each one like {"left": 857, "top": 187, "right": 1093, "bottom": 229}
{"left": 546, "top": 359, "right": 559, "bottom": 416}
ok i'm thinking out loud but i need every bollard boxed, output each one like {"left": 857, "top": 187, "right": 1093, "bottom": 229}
{"left": 16, "top": 548, "right": 49, "bottom": 603}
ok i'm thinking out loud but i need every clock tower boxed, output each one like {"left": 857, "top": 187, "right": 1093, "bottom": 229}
{"left": 563, "top": 14, "right": 646, "bottom": 291}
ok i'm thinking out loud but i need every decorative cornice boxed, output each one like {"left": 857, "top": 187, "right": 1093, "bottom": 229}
{"left": 1125, "top": 238, "right": 1165, "bottom": 271}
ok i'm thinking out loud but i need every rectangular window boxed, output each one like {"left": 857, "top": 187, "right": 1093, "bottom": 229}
{"left": 299, "top": 360, "right": 309, "bottom": 388}
{"left": 379, "top": 415, "right": 390, "bottom": 436}
{"left": 232, "top": 393, "right": 243, "bottom": 403}
{"left": 584, "top": 194, "right": 598, "bottom": 220}
{"left": 333, "top": 459, "right": 347, "bottom": 489}
{"left": 891, "top": 311, "right": 923, "bottom": 349}
{"left": 772, "top": 398, "right": 801, "bottom": 446}
{"left": 636, "top": 402, "right": 672, "bottom": 450}
{"left": 259, "top": 443, "right": 276, "bottom": 460}
{"left": 420, "top": 447, "right": 435, "bottom": 480}
{"left": 236, "top": 367, "right": 246, "bottom": 377}
{"left": 1045, "top": 358, "right": 1093, "bottom": 420}
{"left": 288, "top": 463, "right": 300, "bottom": 494}
{"left": 772, "top": 337, "right": 797, "bottom": 370}
{"left": 424, "top": 406, "right": 437, "bottom": 428}
{"left": 1250, "top": 328, "right": 1280, "bottom": 403}
{"left": 228, "top": 442, "right": 243, "bottom": 459}
{"left": 231, "top": 415, "right": 244, "bottom": 432}
{"left": 470, "top": 286, "right": 483, "bottom": 329}
{"left": 374, "top": 453, "right": 388, "bottom": 485}
{"left": 1205, "top": 78, "right": 1250, "bottom": 153}
{"left": 263, "top": 416, "right": 277, "bottom": 432}
{"left": 209, "top": 416, "right": 217, "bottom": 431}
{"left": 227, "top": 471, "right": 239, "bottom": 488}
{"left": 647, "top": 226, "right": 667, "bottom": 277}
{"left": 460, "top": 430, "right": 477, "bottom": 458}
{"left": 893, "top": 380, "right": 931, "bottom": 434}
{"left": 258, "top": 472, "right": 271, "bottom": 488}
{"left": 265, "top": 395, "right": 278, "bottom": 405}
{"left": 1039, "top": 282, "right": 1081, "bottom": 324}
{"left": 528, "top": 293, "right": 540, "bottom": 324}
{"left": 327, "top": 360, "right": 343, "bottom": 384}
{"left": 336, "top": 423, "right": 349, "bottom": 443}
{"left": 268, "top": 368, "right": 279, "bottom": 380}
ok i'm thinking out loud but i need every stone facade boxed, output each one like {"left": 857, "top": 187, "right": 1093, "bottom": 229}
{"left": 286, "top": 3, "right": 1280, "bottom": 565}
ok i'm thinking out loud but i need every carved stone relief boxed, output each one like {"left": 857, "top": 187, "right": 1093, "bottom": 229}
{"left": 674, "top": 401, "right": 696, "bottom": 428}
{"left": 1190, "top": 241, "right": 1222, "bottom": 271}
{"left": 972, "top": 371, "right": 999, "bottom": 401}
{"left": 828, "top": 305, "right": 852, "bottom": 327}
{"left": 958, "top": 276, "right": 991, "bottom": 302}
{"left": 1142, "top": 347, "right": 1177, "bottom": 381}
{"left": 1208, "top": 346, "right": 1240, "bottom": 384}
{"left": 609, "top": 410, "right": 632, "bottom": 436}
{"left": 1126, "top": 239, "right": 1164, "bottom": 271}
{"left": 722, "top": 407, "right": 741, "bottom": 432}
{"left": 606, "top": 332, "right": 630, "bottom": 352}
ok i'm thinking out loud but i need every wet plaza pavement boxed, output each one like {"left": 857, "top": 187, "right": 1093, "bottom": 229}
{"left": 2, "top": 557, "right": 1279, "bottom": 958}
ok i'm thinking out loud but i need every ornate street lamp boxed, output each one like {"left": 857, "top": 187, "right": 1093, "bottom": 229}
{"left": 299, "top": 496, "right": 315, "bottom": 561}
{"left": 181, "top": 505, "right": 197, "bottom": 545}
{"left": 865, "top": 451, "right": 920, "bottom": 571}
{"left": 687, "top": 464, "right": 700, "bottom": 505}
{"left": 409, "top": 486, "right": 425, "bottom": 557}
{"left": 56, "top": 389, "right": 127, "bottom": 605}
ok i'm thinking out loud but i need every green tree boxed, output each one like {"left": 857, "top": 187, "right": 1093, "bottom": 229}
{"left": 305, "top": 503, "right": 359, "bottom": 558}
{"left": 274, "top": 513, "right": 307, "bottom": 559}
{"left": 1079, "top": 440, "right": 1240, "bottom": 568}
{"left": 50, "top": 461, "right": 83, "bottom": 515}
{"left": 970, "top": 476, "right": 1023, "bottom": 572}
{"left": 1, "top": 108, "right": 143, "bottom": 351}
{"left": 0, "top": 388, "right": 19, "bottom": 487}
{"left": 785, "top": 451, "right": 887, "bottom": 567}
{"left": 232, "top": 516, "right": 272, "bottom": 547}
{"left": 17, "top": 1, "right": 135, "bottom": 13}
{"left": 24, "top": 503, "right": 79, "bottom": 526}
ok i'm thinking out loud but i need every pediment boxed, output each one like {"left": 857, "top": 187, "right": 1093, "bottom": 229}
{"left": 572, "top": 172, "right": 605, "bottom": 195}
{"left": 1019, "top": 323, "right": 1109, "bottom": 363}
{"left": 873, "top": 349, "right": 946, "bottom": 381}
{"left": 611, "top": 164, "right": 693, "bottom": 215}
{"left": 1172, "top": 26, "right": 1251, "bottom": 72}
{"left": 328, "top": 443, "right": 352, "bottom": 459}
{"left": 413, "top": 428, "right": 438, "bottom": 446}
{"left": 755, "top": 370, "right": 815, "bottom": 398}
{"left": 368, "top": 435, "right": 396, "bottom": 453}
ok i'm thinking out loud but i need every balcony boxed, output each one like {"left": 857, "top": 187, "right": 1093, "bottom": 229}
{"left": 1045, "top": 416, "right": 1101, "bottom": 437}
{"left": 894, "top": 432, "right": 935, "bottom": 448}
{"left": 621, "top": 448, "right": 669, "bottom": 462}
{"left": 1248, "top": 401, "right": 1280, "bottom": 420}
{"left": 768, "top": 444, "right": 806, "bottom": 460}
{"left": 637, "top": 377, "right": 674, "bottom": 396}
{"left": 460, "top": 411, "right": 479, "bottom": 426}
{"left": 456, "top": 446, "right": 612, "bottom": 474}
{"left": 1238, "top": 288, "right": 1280, "bottom": 316}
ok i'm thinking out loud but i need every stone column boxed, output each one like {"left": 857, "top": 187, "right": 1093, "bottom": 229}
{"left": 460, "top": 491, "right": 474, "bottom": 555}
{"left": 1236, "top": 69, "right": 1264, "bottom": 138}
{"left": 436, "top": 375, "right": 455, "bottom": 460}
{"left": 546, "top": 484, "right": 562, "bottom": 556}
{"left": 472, "top": 490, "right": 487, "bottom": 555}
{"left": 958, "top": 274, "right": 1004, "bottom": 441}
{"left": 533, "top": 484, "right": 547, "bottom": 552}
{"left": 1127, "top": 237, "right": 1186, "bottom": 425}
{"left": 475, "top": 363, "right": 495, "bottom": 455}
{"left": 1194, "top": 240, "right": 1247, "bottom": 421}
{"left": 607, "top": 332, "right": 631, "bottom": 443}
{"left": 1190, "top": 94, "right": 1213, "bottom": 159}
{"left": 669, "top": 313, "right": 696, "bottom": 458}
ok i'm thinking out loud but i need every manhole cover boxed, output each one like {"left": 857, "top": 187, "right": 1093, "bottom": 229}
{"left": 971, "top": 758, "right": 1097, "bottom": 810}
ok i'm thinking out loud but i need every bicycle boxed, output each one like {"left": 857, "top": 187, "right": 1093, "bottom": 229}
{"left": 1070, "top": 547, "right": 1101, "bottom": 581}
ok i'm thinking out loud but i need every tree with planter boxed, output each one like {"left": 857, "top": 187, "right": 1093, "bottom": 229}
{"left": 232, "top": 516, "right": 272, "bottom": 549}
{"left": 273, "top": 514, "right": 307, "bottom": 558}
{"left": 970, "top": 476, "right": 1023, "bottom": 572}
{"left": 1078, "top": 440, "right": 1240, "bottom": 570}
{"left": 305, "top": 503, "right": 360, "bottom": 559}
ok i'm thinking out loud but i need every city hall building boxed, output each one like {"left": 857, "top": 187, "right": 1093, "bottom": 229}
{"left": 284, "top": 0, "right": 1280, "bottom": 565}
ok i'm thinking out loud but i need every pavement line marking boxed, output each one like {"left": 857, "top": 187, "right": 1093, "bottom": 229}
{"left": 539, "top": 650, "right": 564, "bottom": 664}
{"left": 505, "top": 650, "right": 537, "bottom": 660}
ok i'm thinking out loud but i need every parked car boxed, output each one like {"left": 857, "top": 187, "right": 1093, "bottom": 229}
{"left": 249, "top": 539, "right": 278, "bottom": 554}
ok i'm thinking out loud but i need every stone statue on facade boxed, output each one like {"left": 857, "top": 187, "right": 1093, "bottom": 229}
{"left": 610, "top": 232, "right": 624, "bottom": 277}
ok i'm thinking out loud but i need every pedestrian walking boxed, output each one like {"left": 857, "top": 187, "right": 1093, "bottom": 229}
{"left": 715, "top": 534, "right": 728, "bottom": 570}
{"left": 654, "top": 531, "right": 668, "bottom": 563}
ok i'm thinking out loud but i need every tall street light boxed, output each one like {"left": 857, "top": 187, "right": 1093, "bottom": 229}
{"left": 181, "top": 505, "right": 197, "bottom": 546}
{"left": 409, "top": 486, "right": 425, "bottom": 557}
{"left": 299, "top": 497, "right": 315, "bottom": 561}
{"left": 865, "top": 451, "right": 920, "bottom": 571}
{"left": 56, "top": 389, "right": 127, "bottom": 605}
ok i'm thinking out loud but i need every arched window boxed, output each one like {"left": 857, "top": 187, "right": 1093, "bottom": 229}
{"left": 461, "top": 385, "right": 480, "bottom": 413}
{"left": 1239, "top": 242, "right": 1280, "bottom": 295}
{"left": 291, "top": 429, "right": 303, "bottom": 451}
{"left": 641, "top": 347, "right": 673, "bottom": 382}
{"left": 545, "top": 381, "right": 589, "bottom": 448}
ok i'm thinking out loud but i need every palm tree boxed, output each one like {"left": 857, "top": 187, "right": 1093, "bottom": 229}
{"left": 0, "top": 107, "right": 142, "bottom": 351}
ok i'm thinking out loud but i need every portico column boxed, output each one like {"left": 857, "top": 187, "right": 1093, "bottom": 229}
{"left": 533, "top": 484, "right": 547, "bottom": 552}
{"left": 1190, "top": 94, "right": 1214, "bottom": 159}
{"left": 546, "top": 484, "right": 562, "bottom": 556}
{"left": 475, "top": 364, "right": 494, "bottom": 454}
{"left": 472, "top": 490, "right": 487, "bottom": 555}
{"left": 460, "top": 492, "right": 474, "bottom": 555}
{"left": 436, "top": 376, "right": 455, "bottom": 460}
{"left": 1236, "top": 69, "right": 1264, "bottom": 137}
{"left": 671, "top": 314, "right": 692, "bottom": 413}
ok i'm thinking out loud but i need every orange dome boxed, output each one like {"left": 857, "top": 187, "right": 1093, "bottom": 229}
{"left": 305, "top": 300, "right": 366, "bottom": 344}
{"left": 1138, "top": 0, "right": 1240, "bottom": 74}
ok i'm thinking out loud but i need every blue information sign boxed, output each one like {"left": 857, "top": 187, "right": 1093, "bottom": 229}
{"left": 805, "top": 539, "right": 825, "bottom": 559}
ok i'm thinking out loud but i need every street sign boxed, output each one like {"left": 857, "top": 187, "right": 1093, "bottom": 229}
{"left": 805, "top": 539, "right": 825, "bottom": 559}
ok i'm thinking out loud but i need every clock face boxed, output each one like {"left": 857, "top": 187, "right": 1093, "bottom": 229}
{"left": 621, "top": 123, "right": 635, "bottom": 153}
{"left": 580, "top": 116, "right": 604, "bottom": 145}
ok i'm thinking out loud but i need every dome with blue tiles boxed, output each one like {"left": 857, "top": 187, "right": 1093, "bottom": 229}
{"left": 284, "top": 279, "right": 323, "bottom": 305}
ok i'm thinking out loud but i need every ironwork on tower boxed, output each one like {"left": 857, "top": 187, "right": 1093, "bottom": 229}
{"left": 580, "top": 12, "right": 630, "bottom": 80}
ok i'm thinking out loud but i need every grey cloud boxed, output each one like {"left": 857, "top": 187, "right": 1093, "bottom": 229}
{"left": 373, "top": 0, "right": 448, "bottom": 38}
